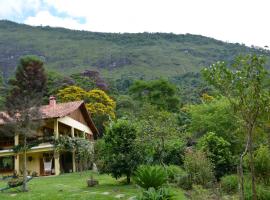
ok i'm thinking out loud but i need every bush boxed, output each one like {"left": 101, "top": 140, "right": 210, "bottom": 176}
{"left": 165, "top": 165, "right": 192, "bottom": 190}
{"left": 103, "top": 119, "right": 141, "bottom": 183}
{"left": 176, "top": 173, "right": 192, "bottom": 190}
{"left": 254, "top": 145, "right": 270, "bottom": 184}
{"left": 220, "top": 174, "right": 238, "bottom": 194}
{"left": 184, "top": 150, "right": 214, "bottom": 187}
{"left": 244, "top": 145, "right": 270, "bottom": 184}
{"left": 244, "top": 181, "right": 270, "bottom": 200}
{"left": 197, "top": 132, "right": 234, "bottom": 178}
{"left": 165, "top": 165, "right": 185, "bottom": 183}
{"left": 162, "top": 139, "right": 185, "bottom": 166}
{"left": 134, "top": 165, "right": 167, "bottom": 190}
{"left": 8, "top": 178, "right": 24, "bottom": 187}
{"left": 137, "top": 187, "right": 175, "bottom": 200}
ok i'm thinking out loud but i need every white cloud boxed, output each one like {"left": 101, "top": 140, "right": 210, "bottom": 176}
{"left": 0, "top": 0, "right": 41, "bottom": 19}
{"left": 24, "top": 11, "right": 85, "bottom": 30}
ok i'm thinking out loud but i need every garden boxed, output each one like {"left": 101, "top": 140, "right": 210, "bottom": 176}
{"left": 1, "top": 54, "right": 270, "bottom": 200}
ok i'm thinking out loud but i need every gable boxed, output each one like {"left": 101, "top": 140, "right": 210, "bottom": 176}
{"left": 67, "top": 108, "right": 88, "bottom": 126}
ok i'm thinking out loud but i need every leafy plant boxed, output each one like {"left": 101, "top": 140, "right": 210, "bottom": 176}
{"left": 137, "top": 187, "right": 175, "bottom": 200}
{"left": 165, "top": 165, "right": 186, "bottom": 184}
{"left": 103, "top": 119, "right": 141, "bottom": 183}
{"left": 220, "top": 174, "right": 239, "bottom": 194}
{"left": 134, "top": 165, "right": 167, "bottom": 190}
{"left": 184, "top": 150, "right": 214, "bottom": 187}
{"left": 197, "top": 132, "right": 234, "bottom": 178}
{"left": 244, "top": 145, "right": 270, "bottom": 184}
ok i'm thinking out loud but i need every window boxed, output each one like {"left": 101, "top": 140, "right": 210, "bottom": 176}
{"left": 0, "top": 156, "right": 14, "bottom": 172}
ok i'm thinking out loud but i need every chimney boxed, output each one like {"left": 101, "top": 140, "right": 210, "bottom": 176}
{"left": 49, "top": 96, "right": 56, "bottom": 107}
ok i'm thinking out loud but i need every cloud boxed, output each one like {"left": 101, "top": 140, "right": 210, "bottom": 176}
{"left": 24, "top": 11, "right": 86, "bottom": 30}
{"left": 0, "top": 0, "right": 41, "bottom": 19}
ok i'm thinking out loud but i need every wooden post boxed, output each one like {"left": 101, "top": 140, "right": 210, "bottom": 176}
{"left": 54, "top": 119, "right": 60, "bottom": 175}
{"left": 14, "top": 134, "right": 19, "bottom": 174}
{"left": 71, "top": 127, "right": 76, "bottom": 172}
{"left": 54, "top": 119, "right": 59, "bottom": 139}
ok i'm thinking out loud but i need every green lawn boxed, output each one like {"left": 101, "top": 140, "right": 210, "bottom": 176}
{"left": 0, "top": 172, "right": 186, "bottom": 200}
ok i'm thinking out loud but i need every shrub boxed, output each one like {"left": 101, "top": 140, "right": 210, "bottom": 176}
{"left": 244, "top": 181, "right": 270, "bottom": 200}
{"left": 197, "top": 132, "right": 234, "bottom": 178}
{"left": 165, "top": 165, "right": 185, "bottom": 183}
{"left": 176, "top": 173, "right": 192, "bottom": 190}
{"left": 244, "top": 145, "right": 270, "bottom": 184}
{"left": 137, "top": 187, "right": 175, "bottom": 200}
{"left": 162, "top": 139, "right": 185, "bottom": 166}
{"left": 254, "top": 145, "right": 270, "bottom": 184}
{"left": 220, "top": 174, "right": 238, "bottom": 194}
{"left": 8, "top": 178, "right": 24, "bottom": 187}
{"left": 103, "top": 119, "right": 141, "bottom": 183}
{"left": 32, "top": 171, "right": 38, "bottom": 177}
{"left": 184, "top": 150, "right": 214, "bottom": 187}
{"left": 134, "top": 165, "right": 167, "bottom": 190}
{"left": 165, "top": 165, "right": 192, "bottom": 190}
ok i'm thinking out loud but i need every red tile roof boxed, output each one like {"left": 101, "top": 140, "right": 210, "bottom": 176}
{"left": 40, "top": 100, "right": 84, "bottom": 119}
{"left": 0, "top": 101, "right": 99, "bottom": 136}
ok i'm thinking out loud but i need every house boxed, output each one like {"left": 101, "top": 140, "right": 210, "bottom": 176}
{"left": 0, "top": 96, "right": 98, "bottom": 176}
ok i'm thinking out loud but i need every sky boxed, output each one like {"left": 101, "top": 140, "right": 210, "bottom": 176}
{"left": 0, "top": 0, "right": 269, "bottom": 48}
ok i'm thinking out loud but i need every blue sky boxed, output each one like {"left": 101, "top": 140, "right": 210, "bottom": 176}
{"left": 0, "top": 0, "right": 270, "bottom": 48}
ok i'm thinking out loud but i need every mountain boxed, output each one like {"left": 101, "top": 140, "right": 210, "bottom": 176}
{"left": 0, "top": 20, "right": 269, "bottom": 80}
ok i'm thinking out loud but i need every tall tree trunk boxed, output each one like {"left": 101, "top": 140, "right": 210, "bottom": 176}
{"left": 22, "top": 135, "right": 28, "bottom": 192}
{"left": 248, "top": 128, "right": 257, "bottom": 200}
{"left": 127, "top": 174, "right": 130, "bottom": 184}
{"left": 239, "top": 135, "right": 250, "bottom": 200}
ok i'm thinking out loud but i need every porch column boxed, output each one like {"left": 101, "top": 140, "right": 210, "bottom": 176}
{"left": 71, "top": 127, "right": 76, "bottom": 172}
{"left": 54, "top": 152, "right": 60, "bottom": 175}
{"left": 54, "top": 119, "right": 60, "bottom": 175}
{"left": 54, "top": 119, "right": 59, "bottom": 139}
{"left": 14, "top": 134, "right": 19, "bottom": 174}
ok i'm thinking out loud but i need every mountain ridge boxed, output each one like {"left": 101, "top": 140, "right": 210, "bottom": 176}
{"left": 0, "top": 20, "right": 269, "bottom": 80}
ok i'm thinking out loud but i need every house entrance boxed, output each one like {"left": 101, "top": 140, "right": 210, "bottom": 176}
{"left": 60, "top": 152, "right": 73, "bottom": 173}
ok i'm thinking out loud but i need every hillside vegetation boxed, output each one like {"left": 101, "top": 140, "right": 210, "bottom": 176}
{"left": 0, "top": 20, "right": 269, "bottom": 80}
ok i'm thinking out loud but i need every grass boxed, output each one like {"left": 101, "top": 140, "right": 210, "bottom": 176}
{"left": 0, "top": 172, "right": 186, "bottom": 200}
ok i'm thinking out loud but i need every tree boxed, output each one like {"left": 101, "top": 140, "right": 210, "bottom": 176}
{"left": 2, "top": 55, "right": 47, "bottom": 192}
{"left": 188, "top": 97, "right": 241, "bottom": 152}
{"left": 129, "top": 79, "right": 180, "bottom": 112}
{"left": 198, "top": 132, "right": 234, "bottom": 178}
{"left": 57, "top": 86, "right": 116, "bottom": 135}
{"left": 135, "top": 104, "right": 181, "bottom": 165}
{"left": 102, "top": 119, "right": 141, "bottom": 183}
{"left": 202, "top": 54, "right": 270, "bottom": 200}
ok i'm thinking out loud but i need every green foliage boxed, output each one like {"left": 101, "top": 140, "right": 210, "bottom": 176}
{"left": 54, "top": 136, "right": 94, "bottom": 170}
{"left": 244, "top": 181, "right": 270, "bottom": 200}
{"left": 183, "top": 150, "right": 214, "bottom": 187}
{"left": 188, "top": 98, "right": 239, "bottom": 144}
{"left": 202, "top": 54, "right": 270, "bottom": 132}
{"left": 2, "top": 21, "right": 269, "bottom": 82}
{"left": 129, "top": 79, "right": 179, "bottom": 112}
{"left": 135, "top": 104, "right": 181, "bottom": 165}
{"left": 244, "top": 145, "right": 270, "bottom": 184}
{"left": 156, "top": 139, "right": 185, "bottom": 166}
{"left": 133, "top": 165, "right": 167, "bottom": 190}
{"left": 166, "top": 165, "right": 192, "bottom": 190}
{"left": 6, "top": 55, "right": 47, "bottom": 110}
{"left": 103, "top": 119, "right": 141, "bottom": 183}
{"left": 165, "top": 165, "right": 186, "bottom": 184}
{"left": 197, "top": 132, "right": 234, "bottom": 178}
{"left": 220, "top": 174, "right": 239, "bottom": 194}
{"left": 137, "top": 187, "right": 175, "bottom": 200}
